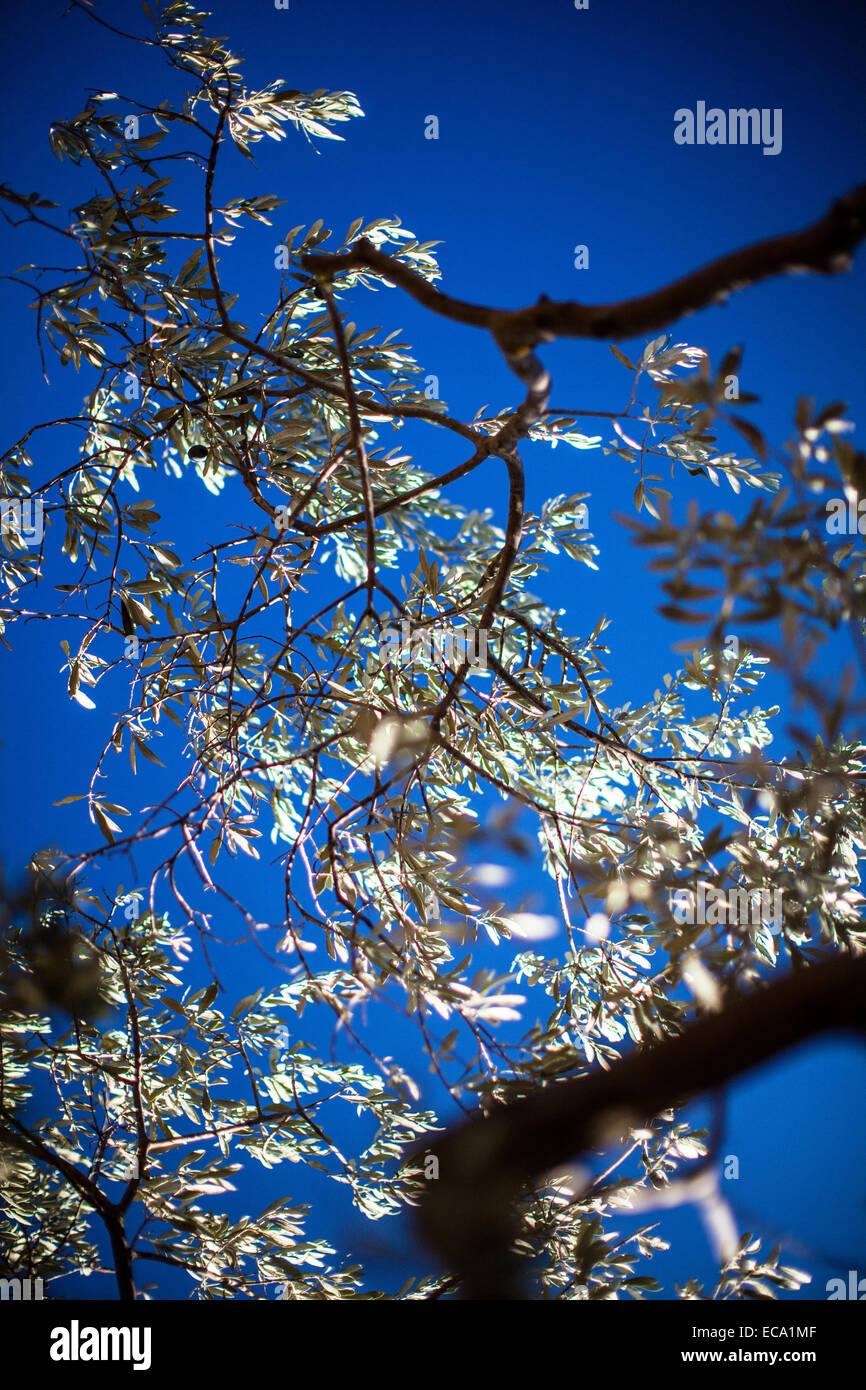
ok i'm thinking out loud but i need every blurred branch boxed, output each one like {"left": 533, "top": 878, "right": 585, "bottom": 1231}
{"left": 415, "top": 954, "right": 866, "bottom": 1299}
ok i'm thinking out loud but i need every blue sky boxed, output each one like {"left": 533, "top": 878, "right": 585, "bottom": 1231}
{"left": 1, "top": 0, "right": 865, "bottom": 1299}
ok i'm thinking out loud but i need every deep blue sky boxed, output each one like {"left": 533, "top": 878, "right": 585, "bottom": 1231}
{"left": 1, "top": 0, "right": 865, "bottom": 1299}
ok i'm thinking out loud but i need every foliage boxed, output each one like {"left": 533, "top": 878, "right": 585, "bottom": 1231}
{"left": 1, "top": 2, "right": 863, "bottom": 1300}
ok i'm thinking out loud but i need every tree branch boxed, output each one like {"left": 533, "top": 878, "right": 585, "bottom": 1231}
{"left": 414, "top": 953, "right": 866, "bottom": 1299}
{"left": 303, "top": 184, "right": 866, "bottom": 364}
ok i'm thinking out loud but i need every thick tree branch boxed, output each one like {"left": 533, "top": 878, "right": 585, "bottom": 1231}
{"left": 303, "top": 184, "right": 866, "bottom": 363}
{"left": 0, "top": 1101, "right": 136, "bottom": 1300}
{"left": 318, "top": 283, "right": 377, "bottom": 611}
{"left": 431, "top": 348, "right": 548, "bottom": 724}
{"left": 414, "top": 953, "right": 866, "bottom": 1300}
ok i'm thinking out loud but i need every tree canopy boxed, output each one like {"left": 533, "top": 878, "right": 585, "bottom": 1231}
{"left": 1, "top": 2, "right": 865, "bottom": 1302}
